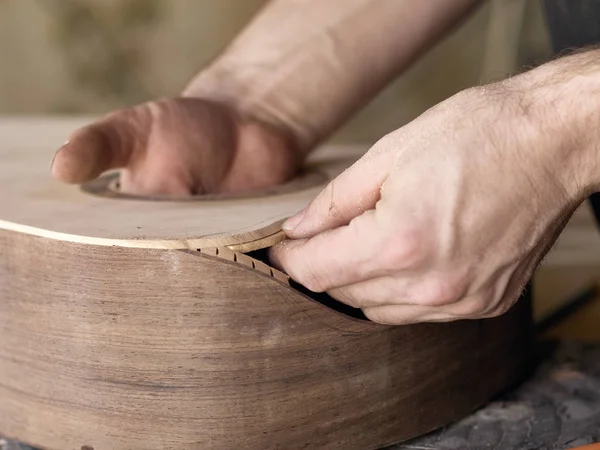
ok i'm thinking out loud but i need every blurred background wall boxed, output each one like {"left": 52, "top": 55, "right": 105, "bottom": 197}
{"left": 0, "top": 0, "right": 551, "bottom": 143}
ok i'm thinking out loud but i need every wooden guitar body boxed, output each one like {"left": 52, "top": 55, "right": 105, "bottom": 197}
{"left": 0, "top": 119, "right": 532, "bottom": 450}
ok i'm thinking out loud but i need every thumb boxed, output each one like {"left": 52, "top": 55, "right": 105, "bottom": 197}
{"left": 282, "top": 144, "right": 394, "bottom": 239}
{"left": 51, "top": 106, "right": 150, "bottom": 184}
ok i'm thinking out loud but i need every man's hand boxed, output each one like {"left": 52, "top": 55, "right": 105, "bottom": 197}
{"left": 270, "top": 73, "right": 594, "bottom": 325}
{"left": 51, "top": 97, "right": 300, "bottom": 196}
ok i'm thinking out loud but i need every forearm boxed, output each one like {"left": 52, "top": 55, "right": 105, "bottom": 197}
{"left": 183, "top": 0, "right": 484, "bottom": 154}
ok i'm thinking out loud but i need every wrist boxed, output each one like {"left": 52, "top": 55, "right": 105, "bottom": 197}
{"left": 500, "top": 53, "right": 600, "bottom": 201}
{"left": 181, "top": 59, "right": 315, "bottom": 158}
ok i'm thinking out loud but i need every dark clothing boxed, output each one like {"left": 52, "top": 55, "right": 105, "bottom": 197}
{"left": 544, "top": 0, "right": 600, "bottom": 53}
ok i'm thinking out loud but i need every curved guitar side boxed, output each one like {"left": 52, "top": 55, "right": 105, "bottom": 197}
{"left": 0, "top": 228, "right": 532, "bottom": 450}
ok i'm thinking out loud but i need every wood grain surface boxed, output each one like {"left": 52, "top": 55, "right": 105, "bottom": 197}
{"left": 0, "top": 229, "right": 532, "bottom": 450}
{"left": 7, "top": 341, "right": 600, "bottom": 450}
{"left": 0, "top": 118, "right": 533, "bottom": 449}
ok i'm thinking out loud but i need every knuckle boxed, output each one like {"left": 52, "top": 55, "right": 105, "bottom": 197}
{"left": 478, "top": 296, "right": 502, "bottom": 318}
{"left": 493, "top": 305, "right": 510, "bottom": 318}
{"left": 458, "top": 298, "right": 487, "bottom": 317}
{"left": 311, "top": 180, "right": 339, "bottom": 218}
{"left": 363, "top": 308, "right": 388, "bottom": 325}
{"left": 330, "top": 288, "right": 361, "bottom": 308}
{"left": 275, "top": 245, "right": 327, "bottom": 293}
{"left": 482, "top": 297, "right": 516, "bottom": 319}
{"left": 475, "top": 286, "right": 518, "bottom": 319}
{"left": 418, "top": 274, "right": 467, "bottom": 307}
{"left": 295, "top": 267, "right": 327, "bottom": 293}
{"left": 479, "top": 308, "right": 503, "bottom": 320}
{"left": 379, "top": 229, "right": 426, "bottom": 271}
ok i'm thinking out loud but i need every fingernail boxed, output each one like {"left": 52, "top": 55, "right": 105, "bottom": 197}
{"left": 51, "top": 140, "right": 69, "bottom": 169}
{"left": 282, "top": 209, "right": 305, "bottom": 231}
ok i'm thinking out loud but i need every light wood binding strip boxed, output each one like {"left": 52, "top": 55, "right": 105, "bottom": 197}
{"left": 0, "top": 215, "right": 288, "bottom": 251}
{"left": 224, "top": 229, "right": 286, "bottom": 253}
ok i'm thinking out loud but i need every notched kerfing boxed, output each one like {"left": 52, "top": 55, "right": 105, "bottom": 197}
{"left": 196, "top": 246, "right": 289, "bottom": 284}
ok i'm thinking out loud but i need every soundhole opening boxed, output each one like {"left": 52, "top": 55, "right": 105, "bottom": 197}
{"left": 80, "top": 169, "right": 327, "bottom": 202}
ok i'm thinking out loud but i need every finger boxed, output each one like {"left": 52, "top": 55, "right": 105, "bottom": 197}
{"left": 361, "top": 288, "right": 515, "bottom": 324}
{"left": 51, "top": 106, "right": 150, "bottom": 184}
{"left": 270, "top": 209, "right": 386, "bottom": 292}
{"left": 329, "top": 265, "right": 475, "bottom": 309}
{"left": 362, "top": 297, "right": 505, "bottom": 325}
{"left": 282, "top": 142, "right": 395, "bottom": 239}
{"left": 327, "top": 276, "right": 421, "bottom": 309}
{"left": 363, "top": 304, "right": 456, "bottom": 325}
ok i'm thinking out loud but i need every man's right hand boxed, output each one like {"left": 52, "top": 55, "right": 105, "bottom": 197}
{"left": 51, "top": 97, "right": 301, "bottom": 196}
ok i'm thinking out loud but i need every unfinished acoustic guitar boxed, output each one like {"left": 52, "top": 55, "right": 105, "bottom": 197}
{"left": 0, "top": 118, "right": 532, "bottom": 450}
